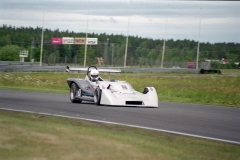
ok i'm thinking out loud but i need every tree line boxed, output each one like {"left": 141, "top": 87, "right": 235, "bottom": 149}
{"left": 0, "top": 24, "right": 240, "bottom": 67}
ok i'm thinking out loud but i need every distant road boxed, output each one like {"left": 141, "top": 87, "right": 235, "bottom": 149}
{"left": 1, "top": 90, "right": 239, "bottom": 144}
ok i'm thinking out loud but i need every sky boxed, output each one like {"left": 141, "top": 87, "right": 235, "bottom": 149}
{"left": 1, "top": 0, "right": 240, "bottom": 44}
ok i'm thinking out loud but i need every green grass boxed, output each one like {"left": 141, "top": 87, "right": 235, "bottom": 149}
{"left": 1, "top": 110, "right": 240, "bottom": 160}
{"left": 0, "top": 70, "right": 239, "bottom": 107}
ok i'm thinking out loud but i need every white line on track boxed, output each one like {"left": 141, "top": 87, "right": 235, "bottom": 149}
{"left": 1, "top": 108, "right": 240, "bottom": 145}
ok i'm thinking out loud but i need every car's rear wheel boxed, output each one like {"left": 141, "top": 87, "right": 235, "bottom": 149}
{"left": 70, "top": 83, "right": 82, "bottom": 103}
{"left": 94, "top": 87, "right": 102, "bottom": 105}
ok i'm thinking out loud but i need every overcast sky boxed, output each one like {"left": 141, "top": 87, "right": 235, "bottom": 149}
{"left": 1, "top": 0, "right": 240, "bottom": 43}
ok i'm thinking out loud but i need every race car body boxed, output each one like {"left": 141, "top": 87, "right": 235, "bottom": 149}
{"left": 66, "top": 66, "right": 158, "bottom": 107}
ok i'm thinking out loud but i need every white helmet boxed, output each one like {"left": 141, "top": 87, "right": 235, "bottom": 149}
{"left": 90, "top": 69, "right": 99, "bottom": 82}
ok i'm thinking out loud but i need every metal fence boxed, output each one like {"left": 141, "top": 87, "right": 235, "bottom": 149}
{"left": 0, "top": 61, "right": 200, "bottom": 73}
{"left": 42, "top": 55, "right": 211, "bottom": 69}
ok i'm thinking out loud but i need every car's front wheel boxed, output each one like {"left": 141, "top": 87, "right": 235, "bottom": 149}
{"left": 94, "top": 87, "right": 102, "bottom": 105}
{"left": 70, "top": 83, "right": 82, "bottom": 103}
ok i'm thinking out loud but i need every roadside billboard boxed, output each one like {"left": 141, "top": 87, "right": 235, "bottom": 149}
{"left": 62, "top": 37, "right": 74, "bottom": 44}
{"left": 51, "top": 37, "right": 97, "bottom": 45}
{"left": 74, "top": 38, "right": 86, "bottom": 44}
{"left": 51, "top": 38, "right": 62, "bottom": 44}
{"left": 87, "top": 38, "right": 98, "bottom": 45}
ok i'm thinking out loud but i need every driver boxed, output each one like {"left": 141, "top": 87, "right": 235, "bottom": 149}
{"left": 90, "top": 69, "right": 100, "bottom": 82}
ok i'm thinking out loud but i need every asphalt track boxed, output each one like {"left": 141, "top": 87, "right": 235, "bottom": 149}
{"left": 1, "top": 89, "right": 240, "bottom": 145}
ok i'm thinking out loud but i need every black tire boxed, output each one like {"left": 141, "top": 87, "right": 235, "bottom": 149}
{"left": 70, "top": 83, "right": 82, "bottom": 103}
{"left": 94, "top": 87, "right": 102, "bottom": 105}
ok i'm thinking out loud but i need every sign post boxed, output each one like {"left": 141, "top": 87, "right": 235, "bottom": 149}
{"left": 51, "top": 38, "right": 62, "bottom": 44}
{"left": 19, "top": 50, "right": 28, "bottom": 62}
{"left": 86, "top": 38, "right": 98, "bottom": 45}
{"left": 62, "top": 37, "right": 74, "bottom": 44}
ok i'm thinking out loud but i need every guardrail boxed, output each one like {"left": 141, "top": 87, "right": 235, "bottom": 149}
{"left": 0, "top": 61, "right": 40, "bottom": 66}
{"left": 0, "top": 61, "right": 200, "bottom": 73}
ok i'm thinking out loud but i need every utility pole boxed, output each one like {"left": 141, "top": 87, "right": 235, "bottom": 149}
{"left": 161, "top": 4, "right": 169, "bottom": 68}
{"left": 104, "top": 38, "right": 109, "bottom": 65}
{"left": 196, "top": 8, "right": 202, "bottom": 69}
{"left": 161, "top": 40, "right": 166, "bottom": 68}
{"left": 124, "top": 15, "right": 130, "bottom": 68}
{"left": 84, "top": 10, "right": 89, "bottom": 67}
{"left": 31, "top": 37, "right": 35, "bottom": 63}
{"left": 124, "top": 1, "right": 132, "bottom": 68}
{"left": 111, "top": 43, "right": 116, "bottom": 66}
{"left": 40, "top": 10, "right": 45, "bottom": 66}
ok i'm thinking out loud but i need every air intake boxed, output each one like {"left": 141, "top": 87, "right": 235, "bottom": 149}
{"left": 126, "top": 101, "right": 143, "bottom": 105}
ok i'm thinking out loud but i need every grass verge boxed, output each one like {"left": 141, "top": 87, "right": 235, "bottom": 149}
{"left": 1, "top": 110, "right": 240, "bottom": 160}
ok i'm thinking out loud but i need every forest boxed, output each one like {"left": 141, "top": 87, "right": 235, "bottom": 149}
{"left": 0, "top": 24, "right": 240, "bottom": 68}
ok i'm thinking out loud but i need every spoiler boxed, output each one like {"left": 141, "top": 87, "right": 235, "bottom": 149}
{"left": 66, "top": 66, "right": 121, "bottom": 73}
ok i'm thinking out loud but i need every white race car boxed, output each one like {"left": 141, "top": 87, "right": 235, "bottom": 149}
{"left": 66, "top": 66, "right": 158, "bottom": 107}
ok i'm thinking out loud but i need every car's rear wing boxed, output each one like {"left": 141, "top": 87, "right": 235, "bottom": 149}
{"left": 66, "top": 66, "right": 121, "bottom": 80}
{"left": 66, "top": 66, "right": 121, "bottom": 73}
